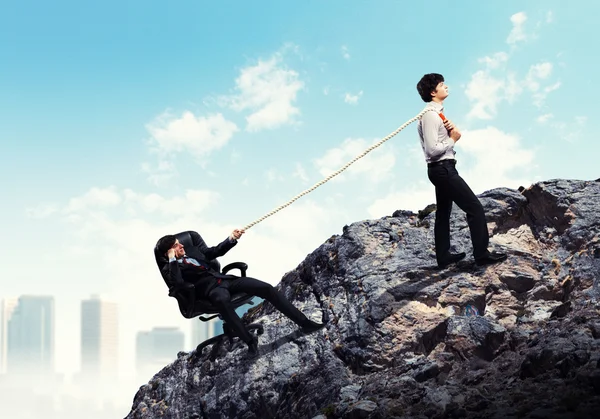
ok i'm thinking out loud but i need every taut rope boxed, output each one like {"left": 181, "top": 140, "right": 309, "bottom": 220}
{"left": 242, "top": 108, "right": 430, "bottom": 231}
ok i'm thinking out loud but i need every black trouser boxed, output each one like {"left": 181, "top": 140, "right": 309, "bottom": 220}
{"left": 427, "top": 160, "right": 489, "bottom": 261}
{"left": 205, "top": 277, "right": 309, "bottom": 343}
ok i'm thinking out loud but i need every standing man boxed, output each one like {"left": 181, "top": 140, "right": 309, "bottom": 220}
{"left": 416, "top": 73, "right": 507, "bottom": 268}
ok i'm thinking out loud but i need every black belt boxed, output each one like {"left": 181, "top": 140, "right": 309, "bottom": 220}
{"left": 427, "top": 159, "right": 456, "bottom": 168}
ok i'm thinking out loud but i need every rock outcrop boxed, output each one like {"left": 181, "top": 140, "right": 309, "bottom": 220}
{"left": 126, "top": 179, "right": 600, "bottom": 419}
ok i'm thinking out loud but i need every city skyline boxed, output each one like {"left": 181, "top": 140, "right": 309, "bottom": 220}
{"left": 0, "top": 294, "right": 198, "bottom": 379}
{"left": 0, "top": 293, "right": 201, "bottom": 418}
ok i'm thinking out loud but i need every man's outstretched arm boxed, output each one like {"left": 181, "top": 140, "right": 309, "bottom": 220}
{"left": 191, "top": 229, "right": 245, "bottom": 260}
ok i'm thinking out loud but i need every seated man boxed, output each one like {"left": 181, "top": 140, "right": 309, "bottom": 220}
{"left": 156, "top": 228, "right": 325, "bottom": 356}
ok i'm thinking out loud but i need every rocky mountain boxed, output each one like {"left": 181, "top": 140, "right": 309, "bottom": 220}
{"left": 126, "top": 179, "right": 600, "bottom": 419}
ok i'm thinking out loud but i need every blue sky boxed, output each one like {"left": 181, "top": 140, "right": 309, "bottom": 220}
{"left": 1, "top": 0, "right": 598, "bottom": 412}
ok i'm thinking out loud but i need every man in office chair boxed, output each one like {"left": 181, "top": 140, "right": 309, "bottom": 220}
{"left": 156, "top": 228, "right": 325, "bottom": 356}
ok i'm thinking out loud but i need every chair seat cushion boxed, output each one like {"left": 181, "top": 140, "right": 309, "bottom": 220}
{"left": 187, "top": 292, "right": 255, "bottom": 317}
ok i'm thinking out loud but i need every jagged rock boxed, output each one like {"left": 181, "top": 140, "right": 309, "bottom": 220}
{"left": 498, "top": 270, "right": 537, "bottom": 293}
{"left": 126, "top": 179, "right": 600, "bottom": 419}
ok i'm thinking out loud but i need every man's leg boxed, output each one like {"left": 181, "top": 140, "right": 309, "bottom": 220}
{"left": 444, "top": 165, "right": 490, "bottom": 259}
{"left": 428, "top": 166, "right": 462, "bottom": 266}
{"left": 225, "top": 277, "right": 323, "bottom": 331}
{"left": 206, "top": 286, "right": 254, "bottom": 344}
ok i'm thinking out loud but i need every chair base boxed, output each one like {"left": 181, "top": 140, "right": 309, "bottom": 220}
{"left": 191, "top": 322, "right": 264, "bottom": 362}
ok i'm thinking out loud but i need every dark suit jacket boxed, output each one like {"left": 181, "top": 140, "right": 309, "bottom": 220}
{"left": 161, "top": 231, "right": 238, "bottom": 297}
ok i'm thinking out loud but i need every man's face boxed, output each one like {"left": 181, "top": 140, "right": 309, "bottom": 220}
{"left": 170, "top": 240, "right": 186, "bottom": 258}
{"left": 431, "top": 81, "right": 449, "bottom": 101}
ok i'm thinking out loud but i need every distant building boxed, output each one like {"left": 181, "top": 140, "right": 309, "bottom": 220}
{"left": 80, "top": 295, "right": 119, "bottom": 379}
{"left": 0, "top": 298, "right": 18, "bottom": 374}
{"left": 136, "top": 327, "right": 184, "bottom": 378}
{"left": 191, "top": 317, "right": 217, "bottom": 349}
{"left": 6, "top": 295, "right": 55, "bottom": 375}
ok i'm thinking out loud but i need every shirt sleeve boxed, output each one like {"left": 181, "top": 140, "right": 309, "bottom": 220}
{"left": 421, "top": 111, "right": 455, "bottom": 160}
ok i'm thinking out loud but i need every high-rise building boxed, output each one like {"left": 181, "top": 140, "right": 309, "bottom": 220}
{"left": 191, "top": 317, "right": 217, "bottom": 349}
{"left": 6, "top": 295, "right": 55, "bottom": 375}
{"left": 0, "top": 298, "right": 18, "bottom": 374}
{"left": 136, "top": 327, "right": 184, "bottom": 378}
{"left": 80, "top": 295, "right": 118, "bottom": 379}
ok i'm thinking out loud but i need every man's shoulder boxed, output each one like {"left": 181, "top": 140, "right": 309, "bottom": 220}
{"left": 422, "top": 109, "right": 442, "bottom": 121}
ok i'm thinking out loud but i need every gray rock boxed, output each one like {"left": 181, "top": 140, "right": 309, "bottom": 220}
{"left": 499, "top": 270, "right": 537, "bottom": 293}
{"left": 126, "top": 179, "right": 600, "bottom": 419}
{"left": 343, "top": 400, "right": 378, "bottom": 419}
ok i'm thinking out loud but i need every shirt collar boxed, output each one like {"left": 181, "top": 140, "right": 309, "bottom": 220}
{"left": 425, "top": 101, "right": 444, "bottom": 113}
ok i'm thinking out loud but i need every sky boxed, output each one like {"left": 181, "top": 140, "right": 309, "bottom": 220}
{"left": 1, "top": 0, "right": 598, "bottom": 414}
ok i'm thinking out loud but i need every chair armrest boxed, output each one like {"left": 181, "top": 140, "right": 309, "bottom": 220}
{"left": 222, "top": 262, "right": 248, "bottom": 277}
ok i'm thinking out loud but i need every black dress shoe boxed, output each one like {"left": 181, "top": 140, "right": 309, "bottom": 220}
{"left": 475, "top": 251, "right": 507, "bottom": 266}
{"left": 301, "top": 320, "right": 326, "bottom": 334}
{"left": 437, "top": 252, "right": 466, "bottom": 269}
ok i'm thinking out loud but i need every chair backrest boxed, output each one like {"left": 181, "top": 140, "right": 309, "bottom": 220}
{"left": 154, "top": 230, "right": 221, "bottom": 289}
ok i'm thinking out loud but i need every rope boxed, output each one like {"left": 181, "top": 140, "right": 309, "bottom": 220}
{"left": 242, "top": 107, "right": 431, "bottom": 231}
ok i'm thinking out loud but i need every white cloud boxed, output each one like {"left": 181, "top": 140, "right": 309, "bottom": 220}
{"left": 141, "top": 159, "right": 177, "bottom": 187}
{"left": 523, "top": 63, "right": 559, "bottom": 107}
{"left": 478, "top": 52, "right": 509, "bottom": 70}
{"left": 292, "top": 163, "right": 309, "bottom": 182}
{"left": 458, "top": 127, "right": 537, "bottom": 192}
{"left": 532, "top": 81, "right": 561, "bottom": 108}
{"left": 344, "top": 90, "right": 363, "bottom": 105}
{"left": 368, "top": 181, "right": 435, "bottom": 217}
{"left": 313, "top": 137, "right": 395, "bottom": 183}
{"left": 25, "top": 203, "right": 59, "bottom": 219}
{"left": 247, "top": 199, "right": 350, "bottom": 265}
{"left": 507, "top": 12, "right": 528, "bottom": 45}
{"left": 123, "top": 189, "right": 220, "bottom": 216}
{"left": 525, "top": 62, "right": 553, "bottom": 91}
{"left": 223, "top": 53, "right": 304, "bottom": 132}
{"left": 64, "top": 186, "right": 121, "bottom": 213}
{"left": 551, "top": 115, "right": 587, "bottom": 143}
{"left": 546, "top": 11, "right": 554, "bottom": 24}
{"left": 466, "top": 45, "right": 559, "bottom": 118}
{"left": 504, "top": 72, "right": 524, "bottom": 103}
{"left": 28, "top": 188, "right": 221, "bottom": 222}
{"left": 146, "top": 111, "right": 238, "bottom": 158}
{"left": 341, "top": 45, "right": 350, "bottom": 60}
{"left": 465, "top": 71, "right": 507, "bottom": 119}
{"left": 323, "top": 86, "right": 330, "bottom": 96}
{"left": 536, "top": 113, "right": 554, "bottom": 123}
{"left": 265, "top": 168, "right": 285, "bottom": 183}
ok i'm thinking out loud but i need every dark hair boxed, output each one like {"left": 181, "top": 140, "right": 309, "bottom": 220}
{"left": 416, "top": 73, "right": 444, "bottom": 102}
{"left": 156, "top": 234, "right": 177, "bottom": 255}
